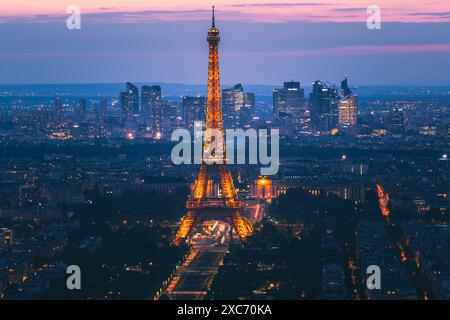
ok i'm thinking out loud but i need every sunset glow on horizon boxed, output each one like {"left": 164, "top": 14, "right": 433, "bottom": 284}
{"left": 1, "top": 0, "right": 450, "bottom": 23}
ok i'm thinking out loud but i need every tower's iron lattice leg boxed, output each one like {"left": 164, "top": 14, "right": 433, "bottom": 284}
{"left": 174, "top": 210, "right": 197, "bottom": 245}
{"left": 229, "top": 210, "right": 253, "bottom": 240}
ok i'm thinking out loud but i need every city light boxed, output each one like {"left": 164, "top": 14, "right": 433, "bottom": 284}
{"left": 0, "top": 0, "right": 448, "bottom": 306}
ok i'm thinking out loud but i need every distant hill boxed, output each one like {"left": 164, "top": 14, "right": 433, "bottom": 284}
{"left": 1, "top": 83, "right": 449, "bottom": 101}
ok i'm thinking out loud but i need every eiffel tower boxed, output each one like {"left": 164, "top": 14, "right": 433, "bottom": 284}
{"left": 174, "top": 7, "right": 253, "bottom": 245}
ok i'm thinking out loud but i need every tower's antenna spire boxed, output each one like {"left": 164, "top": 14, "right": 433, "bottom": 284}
{"left": 212, "top": 6, "right": 215, "bottom": 27}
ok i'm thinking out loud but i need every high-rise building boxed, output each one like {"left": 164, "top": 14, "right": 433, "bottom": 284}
{"left": 341, "top": 78, "right": 352, "bottom": 97}
{"left": 222, "top": 84, "right": 255, "bottom": 127}
{"left": 244, "top": 92, "right": 255, "bottom": 112}
{"left": 120, "top": 82, "right": 139, "bottom": 114}
{"left": 222, "top": 87, "right": 236, "bottom": 127}
{"left": 309, "top": 81, "right": 339, "bottom": 133}
{"left": 182, "top": 96, "right": 206, "bottom": 127}
{"left": 241, "top": 92, "right": 255, "bottom": 127}
{"left": 338, "top": 78, "right": 358, "bottom": 128}
{"left": 226, "top": 83, "right": 244, "bottom": 112}
{"left": 338, "top": 97, "right": 358, "bottom": 128}
{"left": 273, "top": 81, "right": 305, "bottom": 120}
{"left": 273, "top": 81, "right": 305, "bottom": 135}
{"left": 162, "top": 100, "right": 179, "bottom": 133}
{"left": 141, "top": 85, "right": 162, "bottom": 132}
{"left": 141, "top": 85, "right": 161, "bottom": 114}
{"left": 387, "top": 108, "right": 406, "bottom": 134}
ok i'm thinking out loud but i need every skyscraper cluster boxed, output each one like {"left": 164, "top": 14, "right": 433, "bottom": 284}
{"left": 119, "top": 83, "right": 164, "bottom": 135}
{"left": 117, "top": 77, "right": 357, "bottom": 139}
{"left": 273, "top": 78, "right": 358, "bottom": 136}
{"left": 118, "top": 81, "right": 257, "bottom": 138}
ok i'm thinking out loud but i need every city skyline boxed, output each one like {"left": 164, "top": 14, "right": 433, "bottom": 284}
{"left": 1, "top": 1, "right": 450, "bottom": 85}
{"left": 0, "top": 4, "right": 449, "bottom": 302}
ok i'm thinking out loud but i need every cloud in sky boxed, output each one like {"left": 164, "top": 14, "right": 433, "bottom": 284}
{"left": 408, "top": 11, "right": 450, "bottom": 17}
{"left": 228, "top": 2, "right": 331, "bottom": 8}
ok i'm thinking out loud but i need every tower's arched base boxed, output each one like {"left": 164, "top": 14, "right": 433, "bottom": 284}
{"left": 173, "top": 208, "right": 253, "bottom": 245}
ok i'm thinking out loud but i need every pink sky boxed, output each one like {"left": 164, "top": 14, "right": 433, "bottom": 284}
{"left": 1, "top": 0, "right": 449, "bottom": 23}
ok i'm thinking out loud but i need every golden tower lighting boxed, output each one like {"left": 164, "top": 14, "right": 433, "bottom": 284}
{"left": 174, "top": 7, "right": 253, "bottom": 245}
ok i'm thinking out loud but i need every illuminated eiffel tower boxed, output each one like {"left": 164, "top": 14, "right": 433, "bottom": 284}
{"left": 174, "top": 7, "right": 253, "bottom": 245}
